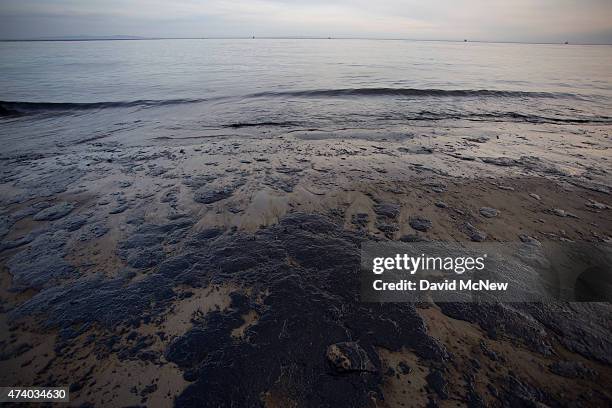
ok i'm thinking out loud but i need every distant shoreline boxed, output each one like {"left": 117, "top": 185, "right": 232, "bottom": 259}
{"left": 1, "top": 37, "right": 611, "bottom": 46}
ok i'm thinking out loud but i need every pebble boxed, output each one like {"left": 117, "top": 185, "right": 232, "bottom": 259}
{"left": 551, "top": 208, "right": 579, "bottom": 218}
{"left": 479, "top": 207, "right": 498, "bottom": 218}
{"left": 586, "top": 200, "right": 608, "bottom": 210}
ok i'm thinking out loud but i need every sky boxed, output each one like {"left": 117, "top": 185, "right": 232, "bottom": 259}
{"left": 1, "top": 0, "right": 611, "bottom": 43}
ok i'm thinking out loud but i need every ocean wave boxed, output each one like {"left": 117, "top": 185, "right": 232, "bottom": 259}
{"left": 0, "top": 87, "right": 581, "bottom": 117}
{"left": 248, "top": 87, "right": 579, "bottom": 99}
{"left": 471, "top": 112, "right": 612, "bottom": 124}
{"left": 221, "top": 121, "right": 300, "bottom": 128}
{"left": 2, "top": 88, "right": 608, "bottom": 125}
{"left": 217, "top": 113, "right": 612, "bottom": 127}
{"left": 0, "top": 98, "right": 208, "bottom": 116}
{"left": 402, "top": 110, "right": 612, "bottom": 124}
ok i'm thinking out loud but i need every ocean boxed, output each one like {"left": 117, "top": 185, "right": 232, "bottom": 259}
{"left": 0, "top": 39, "right": 611, "bottom": 154}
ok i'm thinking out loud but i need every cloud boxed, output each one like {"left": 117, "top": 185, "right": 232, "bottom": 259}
{"left": 0, "top": 0, "right": 611, "bottom": 43}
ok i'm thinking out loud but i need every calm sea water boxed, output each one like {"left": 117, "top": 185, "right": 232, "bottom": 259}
{"left": 0, "top": 39, "right": 611, "bottom": 153}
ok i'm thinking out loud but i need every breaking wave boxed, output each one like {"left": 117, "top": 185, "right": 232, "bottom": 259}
{"left": 0, "top": 87, "right": 582, "bottom": 117}
{"left": 2, "top": 88, "right": 607, "bottom": 125}
{"left": 0, "top": 98, "right": 208, "bottom": 116}
{"left": 248, "top": 87, "right": 578, "bottom": 99}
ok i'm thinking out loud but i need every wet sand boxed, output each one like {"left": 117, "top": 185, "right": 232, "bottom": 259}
{"left": 1, "top": 121, "right": 611, "bottom": 406}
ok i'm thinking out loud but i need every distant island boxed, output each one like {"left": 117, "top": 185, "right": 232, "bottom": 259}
{"left": 4, "top": 35, "right": 148, "bottom": 41}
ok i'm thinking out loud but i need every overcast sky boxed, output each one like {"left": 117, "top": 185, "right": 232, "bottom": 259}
{"left": 1, "top": 0, "right": 611, "bottom": 43}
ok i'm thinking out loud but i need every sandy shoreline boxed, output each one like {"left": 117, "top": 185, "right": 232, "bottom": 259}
{"left": 1, "top": 124, "right": 611, "bottom": 406}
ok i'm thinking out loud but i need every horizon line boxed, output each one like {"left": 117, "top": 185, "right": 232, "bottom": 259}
{"left": 1, "top": 35, "right": 611, "bottom": 46}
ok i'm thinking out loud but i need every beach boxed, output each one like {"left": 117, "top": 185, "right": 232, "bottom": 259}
{"left": 1, "top": 118, "right": 612, "bottom": 406}
{"left": 1, "top": 39, "right": 611, "bottom": 406}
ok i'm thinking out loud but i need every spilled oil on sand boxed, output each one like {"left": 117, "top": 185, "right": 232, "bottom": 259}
{"left": 1, "top": 120, "right": 612, "bottom": 407}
